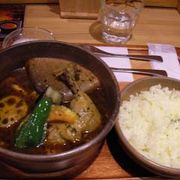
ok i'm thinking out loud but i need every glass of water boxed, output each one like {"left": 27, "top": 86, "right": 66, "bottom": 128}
{"left": 99, "top": 0, "right": 144, "bottom": 44}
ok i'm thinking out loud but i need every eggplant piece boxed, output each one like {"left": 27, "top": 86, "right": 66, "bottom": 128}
{"left": 26, "top": 58, "right": 100, "bottom": 102}
{"left": 26, "top": 58, "right": 73, "bottom": 103}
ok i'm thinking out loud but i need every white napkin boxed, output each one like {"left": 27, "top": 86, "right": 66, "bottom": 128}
{"left": 95, "top": 46, "right": 133, "bottom": 82}
{"left": 148, "top": 43, "right": 180, "bottom": 79}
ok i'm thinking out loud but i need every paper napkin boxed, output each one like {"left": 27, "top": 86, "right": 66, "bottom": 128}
{"left": 95, "top": 46, "right": 133, "bottom": 82}
{"left": 148, "top": 43, "right": 180, "bottom": 80}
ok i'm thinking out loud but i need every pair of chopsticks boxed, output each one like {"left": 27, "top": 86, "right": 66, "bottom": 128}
{"left": 79, "top": 44, "right": 167, "bottom": 77}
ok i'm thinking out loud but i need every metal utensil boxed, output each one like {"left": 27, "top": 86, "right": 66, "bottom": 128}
{"left": 110, "top": 67, "right": 167, "bottom": 76}
{"left": 80, "top": 44, "right": 163, "bottom": 62}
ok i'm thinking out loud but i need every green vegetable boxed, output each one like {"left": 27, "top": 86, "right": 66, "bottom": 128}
{"left": 14, "top": 96, "right": 52, "bottom": 149}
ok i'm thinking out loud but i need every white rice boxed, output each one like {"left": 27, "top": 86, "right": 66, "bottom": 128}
{"left": 119, "top": 84, "right": 180, "bottom": 168}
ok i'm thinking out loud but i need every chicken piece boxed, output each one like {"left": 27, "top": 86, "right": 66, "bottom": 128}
{"left": 70, "top": 92, "right": 101, "bottom": 133}
{"left": 47, "top": 122, "right": 81, "bottom": 144}
{"left": 57, "top": 123, "right": 81, "bottom": 143}
{"left": 46, "top": 124, "right": 66, "bottom": 145}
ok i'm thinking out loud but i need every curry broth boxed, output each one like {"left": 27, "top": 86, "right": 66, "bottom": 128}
{"left": 0, "top": 67, "right": 107, "bottom": 155}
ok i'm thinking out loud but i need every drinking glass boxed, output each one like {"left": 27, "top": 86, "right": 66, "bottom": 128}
{"left": 99, "top": 0, "right": 144, "bottom": 44}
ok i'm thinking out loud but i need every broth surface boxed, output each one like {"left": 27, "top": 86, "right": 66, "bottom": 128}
{"left": 0, "top": 63, "right": 107, "bottom": 154}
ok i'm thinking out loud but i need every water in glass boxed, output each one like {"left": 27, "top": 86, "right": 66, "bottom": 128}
{"left": 100, "top": 1, "right": 143, "bottom": 44}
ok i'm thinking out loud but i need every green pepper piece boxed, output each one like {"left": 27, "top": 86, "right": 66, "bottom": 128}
{"left": 14, "top": 97, "right": 52, "bottom": 149}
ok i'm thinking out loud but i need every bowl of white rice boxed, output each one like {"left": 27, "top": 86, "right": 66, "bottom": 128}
{"left": 115, "top": 77, "right": 180, "bottom": 178}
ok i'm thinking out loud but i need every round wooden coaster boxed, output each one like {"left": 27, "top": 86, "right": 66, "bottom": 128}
{"left": 89, "top": 21, "right": 106, "bottom": 43}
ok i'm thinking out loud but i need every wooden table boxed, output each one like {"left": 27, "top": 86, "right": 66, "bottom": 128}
{"left": 0, "top": 4, "right": 180, "bottom": 179}
{"left": 24, "top": 4, "right": 180, "bottom": 46}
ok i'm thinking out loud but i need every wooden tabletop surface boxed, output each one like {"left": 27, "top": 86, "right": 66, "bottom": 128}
{"left": 0, "top": 4, "right": 180, "bottom": 179}
{"left": 24, "top": 4, "right": 180, "bottom": 46}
